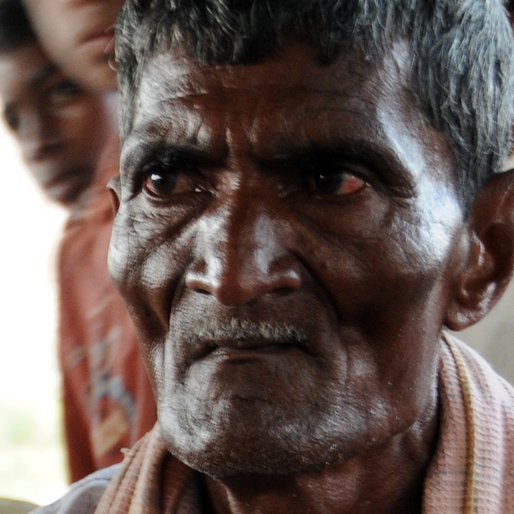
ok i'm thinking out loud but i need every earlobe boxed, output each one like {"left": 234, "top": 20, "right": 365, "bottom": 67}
{"left": 445, "top": 170, "right": 514, "bottom": 331}
{"left": 107, "top": 175, "right": 121, "bottom": 215}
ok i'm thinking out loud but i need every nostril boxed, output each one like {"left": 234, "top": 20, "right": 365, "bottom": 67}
{"left": 184, "top": 270, "right": 212, "bottom": 295}
{"left": 195, "top": 287, "right": 212, "bottom": 296}
{"left": 185, "top": 213, "right": 302, "bottom": 305}
{"left": 269, "top": 259, "right": 302, "bottom": 291}
{"left": 185, "top": 261, "right": 302, "bottom": 306}
{"left": 275, "top": 287, "right": 297, "bottom": 297}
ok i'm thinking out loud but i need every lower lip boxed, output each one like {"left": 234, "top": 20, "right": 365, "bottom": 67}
{"left": 207, "top": 345, "right": 297, "bottom": 363}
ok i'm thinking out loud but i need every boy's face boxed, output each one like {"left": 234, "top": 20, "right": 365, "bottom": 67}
{"left": 0, "top": 43, "right": 111, "bottom": 206}
{"left": 23, "top": 0, "right": 124, "bottom": 93}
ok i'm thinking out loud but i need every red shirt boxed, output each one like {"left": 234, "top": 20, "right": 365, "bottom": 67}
{"left": 57, "top": 137, "right": 156, "bottom": 482}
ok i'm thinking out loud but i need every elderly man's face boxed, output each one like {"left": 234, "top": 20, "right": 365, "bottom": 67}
{"left": 110, "top": 40, "right": 465, "bottom": 476}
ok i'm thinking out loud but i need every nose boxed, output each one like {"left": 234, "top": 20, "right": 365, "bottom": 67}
{"left": 185, "top": 198, "right": 302, "bottom": 306}
{"left": 19, "top": 112, "right": 57, "bottom": 161}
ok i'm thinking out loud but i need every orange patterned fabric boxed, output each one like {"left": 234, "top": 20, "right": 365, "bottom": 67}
{"left": 95, "top": 427, "right": 203, "bottom": 514}
{"left": 58, "top": 137, "right": 156, "bottom": 483}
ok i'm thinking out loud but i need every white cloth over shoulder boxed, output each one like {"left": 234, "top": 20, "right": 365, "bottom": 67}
{"left": 30, "top": 465, "right": 120, "bottom": 514}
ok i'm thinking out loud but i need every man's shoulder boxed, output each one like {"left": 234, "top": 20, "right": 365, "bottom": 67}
{"left": 30, "top": 465, "right": 121, "bottom": 514}
{"left": 446, "top": 333, "right": 514, "bottom": 405}
{"left": 423, "top": 335, "right": 514, "bottom": 512}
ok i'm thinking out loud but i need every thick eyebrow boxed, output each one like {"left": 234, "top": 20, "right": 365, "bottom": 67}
{"left": 29, "top": 63, "right": 59, "bottom": 90}
{"left": 252, "top": 138, "right": 416, "bottom": 193}
{"left": 120, "top": 137, "right": 224, "bottom": 175}
{"left": 254, "top": 141, "right": 376, "bottom": 167}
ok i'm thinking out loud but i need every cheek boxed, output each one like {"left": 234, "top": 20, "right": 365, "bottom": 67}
{"left": 294, "top": 198, "right": 460, "bottom": 364}
{"left": 109, "top": 201, "right": 197, "bottom": 334}
{"left": 112, "top": 0, "right": 125, "bottom": 17}
{"left": 36, "top": 15, "right": 68, "bottom": 50}
{"left": 60, "top": 102, "right": 110, "bottom": 153}
{"left": 59, "top": 102, "right": 97, "bottom": 129}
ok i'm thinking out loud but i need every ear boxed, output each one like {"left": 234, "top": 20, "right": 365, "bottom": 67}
{"left": 445, "top": 170, "right": 514, "bottom": 330}
{"left": 107, "top": 175, "right": 121, "bottom": 216}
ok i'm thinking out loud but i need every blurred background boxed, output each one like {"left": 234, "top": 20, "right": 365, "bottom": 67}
{"left": 0, "top": 122, "right": 67, "bottom": 504}
{"left": 0, "top": 0, "right": 144, "bottom": 504}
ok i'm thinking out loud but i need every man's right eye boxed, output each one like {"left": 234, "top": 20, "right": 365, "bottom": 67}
{"left": 142, "top": 165, "right": 204, "bottom": 199}
{"left": 144, "top": 169, "right": 178, "bottom": 197}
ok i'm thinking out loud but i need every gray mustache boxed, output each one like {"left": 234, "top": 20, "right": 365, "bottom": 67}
{"left": 188, "top": 317, "right": 308, "bottom": 345}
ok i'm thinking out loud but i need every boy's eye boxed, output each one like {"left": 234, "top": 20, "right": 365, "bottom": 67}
{"left": 47, "top": 80, "right": 82, "bottom": 107}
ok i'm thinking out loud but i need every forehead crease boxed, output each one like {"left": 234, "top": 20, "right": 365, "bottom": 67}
{"left": 125, "top": 104, "right": 222, "bottom": 168}
{"left": 131, "top": 42, "right": 433, "bottom": 176}
{"left": 140, "top": 49, "right": 375, "bottom": 101}
{"left": 246, "top": 87, "right": 384, "bottom": 149}
{"left": 133, "top": 101, "right": 215, "bottom": 147}
{"left": 140, "top": 53, "right": 216, "bottom": 99}
{"left": 139, "top": 76, "right": 212, "bottom": 104}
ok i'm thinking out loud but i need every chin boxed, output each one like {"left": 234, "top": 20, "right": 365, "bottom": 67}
{"left": 165, "top": 432, "right": 337, "bottom": 478}
{"left": 157, "top": 400, "right": 368, "bottom": 479}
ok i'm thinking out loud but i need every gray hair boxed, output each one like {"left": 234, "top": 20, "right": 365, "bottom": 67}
{"left": 116, "top": 0, "right": 514, "bottom": 207}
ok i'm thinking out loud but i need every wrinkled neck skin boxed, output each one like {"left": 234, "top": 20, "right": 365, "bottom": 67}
{"left": 204, "top": 386, "right": 439, "bottom": 514}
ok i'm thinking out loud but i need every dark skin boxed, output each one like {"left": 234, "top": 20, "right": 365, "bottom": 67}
{"left": 23, "top": 0, "right": 125, "bottom": 93}
{"left": 109, "top": 39, "right": 514, "bottom": 513}
{"left": 0, "top": 43, "right": 112, "bottom": 206}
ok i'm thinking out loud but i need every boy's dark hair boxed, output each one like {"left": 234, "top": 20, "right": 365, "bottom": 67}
{"left": 0, "top": 0, "right": 36, "bottom": 52}
{"left": 116, "top": 0, "right": 514, "bottom": 207}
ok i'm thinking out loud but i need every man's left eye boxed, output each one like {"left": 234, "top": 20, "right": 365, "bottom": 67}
{"left": 143, "top": 167, "right": 204, "bottom": 199}
{"left": 144, "top": 170, "right": 183, "bottom": 197}
{"left": 144, "top": 171, "right": 177, "bottom": 197}
{"left": 310, "top": 170, "right": 367, "bottom": 196}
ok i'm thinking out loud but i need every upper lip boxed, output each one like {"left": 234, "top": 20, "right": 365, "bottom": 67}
{"left": 194, "top": 336, "right": 308, "bottom": 362}
{"left": 173, "top": 305, "right": 316, "bottom": 366}
{"left": 81, "top": 25, "right": 114, "bottom": 44}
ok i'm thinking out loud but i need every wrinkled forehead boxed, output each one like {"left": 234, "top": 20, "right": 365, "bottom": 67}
{"left": 128, "top": 39, "right": 418, "bottom": 135}
{"left": 145, "top": 40, "right": 412, "bottom": 105}
{"left": 142, "top": 41, "right": 386, "bottom": 93}
{"left": 122, "top": 39, "right": 455, "bottom": 187}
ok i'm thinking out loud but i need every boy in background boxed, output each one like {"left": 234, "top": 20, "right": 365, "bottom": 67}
{"left": 0, "top": 0, "right": 111, "bottom": 209}
{"left": 1, "top": 0, "right": 155, "bottom": 482}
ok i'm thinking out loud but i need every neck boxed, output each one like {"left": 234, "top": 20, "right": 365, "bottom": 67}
{"left": 205, "top": 392, "right": 439, "bottom": 514}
